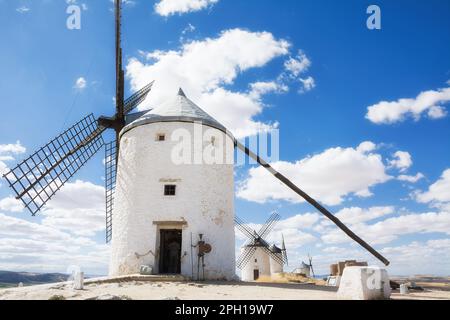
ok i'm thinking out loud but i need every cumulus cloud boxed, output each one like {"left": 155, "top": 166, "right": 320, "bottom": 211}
{"left": 398, "top": 173, "right": 425, "bottom": 183}
{"left": 284, "top": 50, "right": 311, "bottom": 77}
{"left": 321, "top": 210, "right": 450, "bottom": 245}
{"left": 0, "top": 213, "right": 108, "bottom": 274}
{"left": 0, "top": 197, "right": 24, "bottom": 213}
{"left": 366, "top": 86, "right": 450, "bottom": 124}
{"left": 237, "top": 141, "right": 392, "bottom": 206}
{"left": 0, "top": 178, "right": 108, "bottom": 273}
{"left": 299, "top": 76, "right": 316, "bottom": 92}
{"left": 155, "top": 0, "right": 218, "bottom": 16}
{"left": 39, "top": 180, "right": 105, "bottom": 237}
{"left": 388, "top": 151, "right": 412, "bottom": 172}
{"left": 380, "top": 239, "right": 450, "bottom": 276}
{"left": 415, "top": 169, "right": 450, "bottom": 209}
{"left": 127, "top": 28, "right": 291, "bottom": 138}
{"left": 0, "top": 141, "right": 26, "bottom": 175}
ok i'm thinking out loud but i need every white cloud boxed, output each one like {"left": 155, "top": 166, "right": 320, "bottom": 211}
{"left": 334, "top": 206, "right": 395, "bottom": 225}
{"left": 380, "top": 239, "right": 450, "bottom": 276}
{"left": 155, "top": 0, "right": 218, "bottom": 17}
{"left": 0, "top": 213, "right": 108, "bottom": 274}
{"left": 237, "top": 141, "right": 392, "bottom": 206}
{"left": 16, "top": 6, "right": 30, "bottom": 14}
{"left": 284, "top": 50, "right": 311, "bottom": 77}
{"left": 74, "top": 77, "right": 87, "bottom": 90}
{"left": 0, "top": 179, "right": 108, "bottom": 274}
{"left": 388, "top": 151, "right": 412, "bottom": 172}
{"left": 321, "top": 210, "right": 450, "bottom": 245}
{"left": 0, "top": 141, "right": 26, "bottom": 175}
{"left": 40, "top": 180, "right": 105, "bottom": 237}
{"left": 0, "top": 141, "right": 26, "bottom": 155}
{"left": 0, "top": 197, "right": 24, "bottom": 213}
{"left": 398, "top": 173, "right": 424, "bottom": 183}
{"left": 415, "top": 169, "right": 450, "bottom": 209}
{"left": 366, "top": 86, "right": 450, "bottom": 124}
{"left": 126, "top": 28, "right": 291, "bottom": 138}
{"left": 299, "top": 76, "right": 316, "bottom": 92}
{"left": 249, "top": 81, "right": 288, "bottom": 98}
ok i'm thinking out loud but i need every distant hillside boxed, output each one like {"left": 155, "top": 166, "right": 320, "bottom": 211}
{"left": 0, "top": 271, "right": 68, "bottom": 288}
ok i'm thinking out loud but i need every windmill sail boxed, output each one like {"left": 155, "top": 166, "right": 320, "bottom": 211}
{"left": 124, "top": 81, "right": 155, "bottom": 115}
{"left": 2, "top": 114, "right": 104, "bottom": 215}
{"left": 235, "top": 140, "right": 390, "bottom": 266}
{"left": 281, "top": 234, "right": 288, "bottom": 266}
{"left": 105, "top": 141, "right": 117, "bottom": 243}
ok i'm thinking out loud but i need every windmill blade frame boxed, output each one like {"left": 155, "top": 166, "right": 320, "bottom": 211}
{"left": 105, "top": 141, "right": 117, "bottom": 243}
{"left": 281, "top": 234, "right": 288, "bottom": 266}
{"left": 124, "top": 81, "right": 155, "bottom": 115}
{"left": 234, "top": 216, "right": 258, "bottom": 241}
{"left": 237, "top": 246, "right": 256, "bottom": 269}
{"left": 2, "top": 114, "right": 105, "bottom": 216}
{"left": 260, "top": 245, "right": 284, "bottom": 266}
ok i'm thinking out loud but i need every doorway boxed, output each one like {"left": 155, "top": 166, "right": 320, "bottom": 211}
{"left": 159, "top": 229, "right": 182, "bottom": 274}
{"left": 253, "top": 269, "right": 260, "bottom": 281}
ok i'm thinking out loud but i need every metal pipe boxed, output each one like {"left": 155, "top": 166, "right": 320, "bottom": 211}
{"left": 235, "top": 140, "right": 390, "bottom": 266}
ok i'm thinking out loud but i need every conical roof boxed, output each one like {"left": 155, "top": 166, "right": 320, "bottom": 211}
{"left": 121, "top": 88, "right": 228, "bottom": 137}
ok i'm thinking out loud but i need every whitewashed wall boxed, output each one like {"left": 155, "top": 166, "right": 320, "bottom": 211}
{"left": 241, "top": 247, "right": 271, "bottom": 281}
{"left": 109, "top": 121, "right": 235, "bottom": 280}
{"left": 269, "top": 253, "right": 283, "bottom": 275}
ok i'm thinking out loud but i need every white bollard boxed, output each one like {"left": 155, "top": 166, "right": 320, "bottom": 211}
{"left": 400, "top": 284, "right": 409, "bottom": 295}
{"left": 337, "top": 266, "right": 391, "bottom": 300}
{"left": 73, "top": 271, "right": 84, "bottom": 290}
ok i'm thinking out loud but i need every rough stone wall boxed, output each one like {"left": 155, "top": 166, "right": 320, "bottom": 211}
{"left": 110, "top": 122, "right": 235, "bottom": 280}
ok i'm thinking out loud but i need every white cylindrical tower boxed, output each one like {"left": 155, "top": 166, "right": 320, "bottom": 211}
{"left": 241, "top": 246, "right": 271, "bottom": 282}
{"left": 109, "top": 89, "right": 236, "bottom": 280}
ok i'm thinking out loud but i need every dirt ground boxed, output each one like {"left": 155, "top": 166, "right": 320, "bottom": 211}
{"left": 1, "top": 278, "right": 449, "bottom": 300}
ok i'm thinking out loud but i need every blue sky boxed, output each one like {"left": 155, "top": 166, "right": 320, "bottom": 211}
{"left": 0, "top": 0, "right": 449, "bottom": 276}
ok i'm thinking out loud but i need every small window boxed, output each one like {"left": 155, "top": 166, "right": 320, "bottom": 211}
{"left": 164, "top": 185, "right": 176, "bottom": 196}
{"left": 157, "top": 134, "right": 166, "bottom": 141}
{"left": 255, "top": 259, "right": 258, "bottom": 263}
{"left": 211, "top": 136, "right": 216, "bottom": 146}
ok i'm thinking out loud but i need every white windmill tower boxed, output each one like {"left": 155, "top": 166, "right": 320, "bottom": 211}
{"left": 109, "top": 89, "right": 236, "bottom": 280}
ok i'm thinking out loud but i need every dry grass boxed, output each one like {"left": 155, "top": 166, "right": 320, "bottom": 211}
{"left": 255, "top": 273, "right": 327, "bottom": 286}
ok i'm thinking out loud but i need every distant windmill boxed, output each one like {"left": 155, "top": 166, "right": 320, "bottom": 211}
{"left": 235, "top": 213, "right": 287, "bottom": 281}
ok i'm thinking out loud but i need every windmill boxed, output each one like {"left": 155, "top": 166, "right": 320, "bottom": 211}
{"left": 2, "top": 0, "right": 154, "bottom": 243}
{"left": 235, "top": 213, "right": 287, "bottom": 280}
{"left": 3, "top": 0, "right": 391, "bottom": 278}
